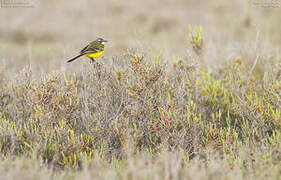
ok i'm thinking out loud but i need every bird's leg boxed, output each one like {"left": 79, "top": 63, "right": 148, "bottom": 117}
{"left": 89, "top": 57, "right": 101, "bottom": 66}
{"left": 90, "top": 57, "right": 95, "bottom": 62}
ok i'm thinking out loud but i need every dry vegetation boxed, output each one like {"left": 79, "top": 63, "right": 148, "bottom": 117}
{"left": 0, "top": 0, "right": 280, "bottom": 179}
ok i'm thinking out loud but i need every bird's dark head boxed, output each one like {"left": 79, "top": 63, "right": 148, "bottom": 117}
{"left": 96, "top": 38, "right": 108, "bottom": 44}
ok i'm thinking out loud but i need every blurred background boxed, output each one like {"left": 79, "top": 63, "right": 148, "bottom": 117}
{"left": 0, "top": 0, "right": 280, "bottom": 77}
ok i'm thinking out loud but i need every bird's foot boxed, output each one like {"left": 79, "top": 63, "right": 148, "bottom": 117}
{"left": 90, "top": 58, "right": 101, "bottom": 66}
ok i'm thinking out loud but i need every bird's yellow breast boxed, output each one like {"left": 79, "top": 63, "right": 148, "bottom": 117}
{"left": 83, "top": 51, "right": 104, "bottom": 58}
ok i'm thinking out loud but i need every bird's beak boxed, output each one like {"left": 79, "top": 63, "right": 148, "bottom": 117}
{"left": 103, "top": 40, "right": 108, "bottom": 43}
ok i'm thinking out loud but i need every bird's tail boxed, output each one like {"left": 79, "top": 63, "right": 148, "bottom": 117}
{"left": 67, "top": 54, "right": 82, "bottom": 63}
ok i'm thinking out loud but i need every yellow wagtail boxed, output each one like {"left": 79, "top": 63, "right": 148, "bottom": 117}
{"left": 67, "top": 38, "right": 108, "bottom": 63}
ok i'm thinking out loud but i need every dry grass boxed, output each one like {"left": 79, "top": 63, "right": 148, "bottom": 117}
{"left": 0, "top": 0, "right": 280, "bottom": 179}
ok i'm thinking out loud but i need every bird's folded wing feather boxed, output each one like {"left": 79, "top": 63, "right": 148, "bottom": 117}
{"left": 80, "top": 43, "right": 104, "bottom": 55}
{"left": 80, "top": 45, "right": 89, "bottom": 54}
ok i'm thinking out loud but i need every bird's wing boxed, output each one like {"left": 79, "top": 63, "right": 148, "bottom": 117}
{"left": 80, "top": 42, "right": 104, "bottom": 55}
{"left": 80, "top": 44, "right": 89, "bottom": 54}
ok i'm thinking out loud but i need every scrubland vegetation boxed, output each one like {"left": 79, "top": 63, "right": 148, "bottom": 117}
{"left": 0, "top": 0, "right": 280, "bottom": 179}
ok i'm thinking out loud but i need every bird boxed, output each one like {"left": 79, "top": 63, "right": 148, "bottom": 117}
{"left": 67, "top": 38, "right": 108, "bottom": 63}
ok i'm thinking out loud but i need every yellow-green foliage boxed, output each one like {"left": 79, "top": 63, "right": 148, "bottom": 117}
{"left": 0, "top": 53, "right": 280, "bottom": 178}
{"left": 188, "top": 25, "right": 203, "bottom": 55}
